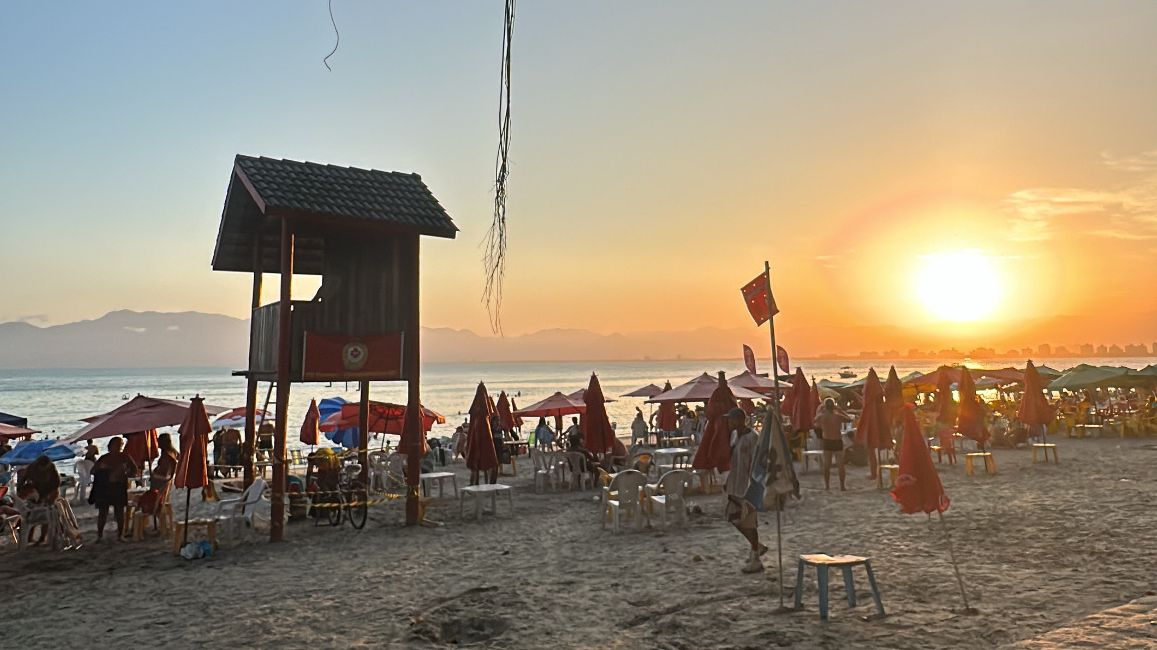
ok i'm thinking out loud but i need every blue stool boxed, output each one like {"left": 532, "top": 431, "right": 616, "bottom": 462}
{"left": 794, "top": 553, "right": 885, "bottom": 620}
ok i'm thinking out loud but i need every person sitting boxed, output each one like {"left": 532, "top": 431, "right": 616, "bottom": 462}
{"left": 18, "top": 455, "right": 61, "bottom": 545}
{"left": 533, "top": 417, "right": 554, "bottom": 450}
{"left": 221, "top": 428, "right": 242, "bottom": 477}
{"left": 563, "top": 417, "right": 582, "bottom": 449}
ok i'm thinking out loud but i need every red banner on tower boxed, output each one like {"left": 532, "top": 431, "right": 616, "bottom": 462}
{"left": 742, "top": 345, "right": 757, "bottom": 374}
{"left": 741, "top": 272, "right": 779, "bottom": 326}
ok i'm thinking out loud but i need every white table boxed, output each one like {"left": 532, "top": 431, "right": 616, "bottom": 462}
{"left": 419, "top": 471, "right": 459, "bottom": 499}
{"left": 460, "top": 483, "right": 513, "bottom": 519}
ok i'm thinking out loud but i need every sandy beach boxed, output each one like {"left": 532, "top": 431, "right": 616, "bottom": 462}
{"left": 4, "top": 436, "right": 1155, "bottom": 649}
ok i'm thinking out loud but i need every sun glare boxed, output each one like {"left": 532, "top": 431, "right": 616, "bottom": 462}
{"left": 914, "top": 250, "right": 1002, "bottom": 322}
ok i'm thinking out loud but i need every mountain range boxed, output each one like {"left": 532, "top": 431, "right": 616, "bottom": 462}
{"left": 0, "top": 309, "right": 1153, "bottom": 369}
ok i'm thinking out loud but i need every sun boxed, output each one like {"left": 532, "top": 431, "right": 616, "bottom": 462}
{"left": 914, "top": 249, "right": 1003, "bottom": 322}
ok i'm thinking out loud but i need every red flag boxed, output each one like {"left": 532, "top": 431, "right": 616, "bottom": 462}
{"left": 742, "top": 345, "right": 757, "bottom": 374}
{"left": 741, "top": 271, "right": 779, "bottom": 326}
{"left": 776, "top": 345, "right": 789, "bottom": 374}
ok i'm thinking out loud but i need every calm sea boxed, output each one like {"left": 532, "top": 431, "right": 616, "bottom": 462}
{"left": 1, "top": 358, "right": 1151, "bottom": 447}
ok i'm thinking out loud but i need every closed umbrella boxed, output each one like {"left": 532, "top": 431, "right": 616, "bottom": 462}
{"left": 655, "top": 381, "right": 677, "bottom": 432}
{"left": 891, "top": 405, "right": 971, "bottom": 612}
{"left": 692, "top": 372, "right": 737, "bottom": 472}
{"left": 789, "top": 367, "right": 814, "bottom": 433}
{"left": 935, "top": 368, "right": 957, "bottom": 427}
{"left": 465, "top": 383, "right": 499, "bottom": 481}
{"left": 855, "top": 368, "right": 890, "bottom": 477}
{"left": 300, "top": 399, "right": 320, "bottom": 447}
{"left": 496, "top": 392, "right": 517, "bottom": 432}
{"left": 509, "top": 398, "right": 524, "bottom": 428}
{"left": 174, "top": 396, "right": 211, "bottom": 547}
{"left": 1017, "top": 360, "right": 1051, "bottom": 441}
{"left": 582, "top": 374, "right": 616, "bottom": 455}
{"left": 884, "top": 366, "right": 905, "bottom": 425}
{"left": 123, "top": 429, "right": 159, "bottom": 469}
{"left": 955, "top": 367, "right": 989, "bottom": 450}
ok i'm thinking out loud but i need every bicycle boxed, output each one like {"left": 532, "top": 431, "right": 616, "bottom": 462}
{"left": 336, "top": 454, "right": 368, "bottom": 530}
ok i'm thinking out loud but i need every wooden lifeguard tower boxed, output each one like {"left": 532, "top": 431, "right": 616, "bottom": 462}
{"left": 211, "top": 155, "right": 457, "bottom": 539}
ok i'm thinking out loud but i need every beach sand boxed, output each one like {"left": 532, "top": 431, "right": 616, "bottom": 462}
{"left": 4, "top": 437, "right": 1156, "bottom": 649}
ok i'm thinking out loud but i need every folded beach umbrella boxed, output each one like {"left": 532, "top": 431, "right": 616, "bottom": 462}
{"left": 935, "top": 368, "right": 957, "bottom": 428}
{"left": 1017, "top": 360, "right": 1052, "bottom": 429}
{"left": 955, "top": 367, "right": 989, "bottom": 449}
{"left": 496, "top": 392, "right": 517, "bottom": 432}
{"left": 123, "top": 428, "right": 159, "bottom": 468}
{"left": 300, "top": 399, "right": 320, "bottom": 446}
{"left": 509, "top": 398, "right": 524, "bottom": 428}
{"left": 175, "top": 396, "right": 211, "bottom": 546}
{"left": 465, "top": 383, "right": 498, "bottom": 475}
{"left": 582, "top": 374, "right": 616, "bottom": 454}
{"left": 692, "top": 372, "right": 737, "bottom": 472}
{"left": 655, "top": 381, "right": 677, "bottom": 431}
{"left": 892, "top": 406, "right": 949, "bottom": 515}
{"left": 855, "top": 368, "right": 889, "bottom": 450}
{"left": 1, "top": 439, "right": 79, "bottom": 466}
{"left": 810, "top": 377, "right": 821, "bottom": 414}
{"left": 884, "top": 366, "right": 905, "bottom": 425}
{"left": 789, "top": 367, "right": 814, "bottom": 433}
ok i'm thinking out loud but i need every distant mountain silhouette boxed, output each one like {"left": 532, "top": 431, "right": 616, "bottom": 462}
{"left": 0, "top": 309, "right": 1152, "bottom": 369}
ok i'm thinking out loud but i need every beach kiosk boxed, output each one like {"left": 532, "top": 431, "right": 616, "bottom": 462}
{"left": 211, "top": 155, "right": 457, "bottom": 540}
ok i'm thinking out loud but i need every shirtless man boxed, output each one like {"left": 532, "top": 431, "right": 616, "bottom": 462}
{"left": 815, "top": 398, "right": 852, "bottom": 490}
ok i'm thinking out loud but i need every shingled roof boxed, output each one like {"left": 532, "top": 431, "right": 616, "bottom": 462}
{"left": 212, "top": 155, "right": 457, "bottom": 274}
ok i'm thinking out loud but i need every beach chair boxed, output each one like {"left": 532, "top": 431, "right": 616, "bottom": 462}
{"left": 564, "top": 451, "right": 596, "bottom": 491}
{"left": 647, "top": 469, "right": 691, "bottom": 528}
{"left": 530, "top": 449, "right": 561, "bottom": 493}
{"left": 214, "top": 478, "right": 269, "bottom": 537}
{"left": 73, "top": 459, "right": 94, "bottom": 505}
{"left": 655, "top": 452, "right": 691, "bottom": 477}
{"left": 386, "top": 453, "right": 408, "bottom": 489}
{"left": 603, "top": 470, "right": 648, "bottom": 533}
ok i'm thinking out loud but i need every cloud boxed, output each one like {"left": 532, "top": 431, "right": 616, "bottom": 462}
{"left": 1004, "top": 150, "right": 1157, "bottom": 242}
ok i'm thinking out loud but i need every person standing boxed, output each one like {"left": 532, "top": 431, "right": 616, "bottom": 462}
{"left": 723, "top": 408, "right": 765, "bottom": 573}
{"left": 630, "top": 408, "right": 649, "bottom": 447}
{"left": 91, "top": 437, "right": 139, "bottom": 542}
{"left": 815, "top": 398, "right": 852, "bottom": 491}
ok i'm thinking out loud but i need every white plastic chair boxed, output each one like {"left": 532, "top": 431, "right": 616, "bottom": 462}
{"left": 74, "top": 459, "right": 94, "bottom": 504}
{"left": 564, "top": 451, "right": 596, "bottom": 491}
{"left": 214, "top": 478, "right": 269, "bottom": 536}
{"left": 386, "top": 453, "right": 408, "bottom": 490}
{"left": 647, "top": 469, "right": 692, "bottom": 528}
{"left": 530, "top": 449, "right": 560, "bottom": 493}
{"left": 603, "top": 470, "right": 648, "bottom": 533}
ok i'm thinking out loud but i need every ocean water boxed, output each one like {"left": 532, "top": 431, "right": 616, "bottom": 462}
{"left": 1, "top": 357, "right": 1151, "bottom": 448}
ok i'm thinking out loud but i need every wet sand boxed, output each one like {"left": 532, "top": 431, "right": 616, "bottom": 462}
{"left": 4, "top": 437, "right": 1156, "bottom": 649}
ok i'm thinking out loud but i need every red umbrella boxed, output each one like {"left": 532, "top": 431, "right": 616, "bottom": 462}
{"left": 692, "top": 372, "right": 737, "bottom": 471}
{"left": 891, "top": 405, "right": 971, "bottom": 611}
{"left": 789, "top": 367, "right": 814, "bottom": 433}
{"left": 0, "top": 422, "right": 39, "bottom": 442}
{"left": 322, "top": 401, "right": 445, "bottom": 435}
{"left": 621, "top": 383, "right": 663, "bottom": 398}
{"left": 810, "top": 377, "right": 821, "bottom": 415}
{"left": 855, "top": 368, "right": 889, "bottom": 450}
{"left": 955, "top": 367, "right": 989, "bottom": 449}
{"left": 174, "top": 396, "right": 211, "bottom": 546}
{"left": 496, "top": 392, "right": 517, "bottom": 432}
{"left": 656, "top": 381, "right": 677, "bottom": 430}
{"left": 884, "top": 366, "right": 905, "bottom": 425}
{"left": 892, "top": 406, "right": 949, "bottom": 514}
{"left": 582, "top": 374, "right": 616, "bottom": 454}
{"left": 647, "top": 373, "right": 766, "bottom": 403}
{"left": 729, "top": 370, "right": 785, "bottom": 396}
{"left": 300, "top": 399, "right": 320, "bottom": 446}
{"left": 509, "top": 398, "right": 524, "bottom": 428}
{"left": 465, "top": 383, "right": 498, "bottom": 475}
{"left": 69, "top": 395, "right": 227, "bottom": 442}
{"left": 123, "top": 428, "right": 159, "bottom": 468}
{"left": 515, "top": 391, "right": 585, "bottom": 433}
{"left": 1017, "top": 360, "right": 1052, "bottom": 428}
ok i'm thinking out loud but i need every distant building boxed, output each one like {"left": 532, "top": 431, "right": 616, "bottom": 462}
{"left": 1109, "top": 344, "right": 1125, "bottom": 356}
{"left": 1124, "top": 343, "right": 1147, "bottom": 355}
{"left": 858, "top": 351, "right": 880, "bottom": 359}
{"left": 883, "top": 350, "right": 900, "bottom": 358}
{"left": 969, "top": 347, "right": 995, "bottom": 358}
{"left": 1037, "top": 343, "right": 1052, "bottom": 356}
{"left": 1054, "top": 346, "right": 1071, "bottom": 356}
{"left": 1021, "top": 347, "right": 1033, "bottom": 357}
{"left": 1096, "top": 344, "right": 1109, "bottom": 355}
{"left": 1004, "top": 349, "right": 1020, "bottom": 357}
{"left": 1080, "top": 343, "right": 1095, "bottom": 356}
{"left": 907, "top": 349, "right": 923, "bottom": 358}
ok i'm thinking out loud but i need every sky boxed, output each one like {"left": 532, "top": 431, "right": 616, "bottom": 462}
{"left": 2, "top": 1, "right": 1156, "bottom": 354}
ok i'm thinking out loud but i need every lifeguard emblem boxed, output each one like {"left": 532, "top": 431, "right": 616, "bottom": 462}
{"left": 342, "top": 342, "right": 369, "bottom": 371}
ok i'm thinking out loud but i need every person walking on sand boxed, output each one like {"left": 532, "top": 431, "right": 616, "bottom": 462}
{"left": 724, "top": 408, "right": 766, "bottom": 574}
{"left": 815, "top": 398, "right": 852, "bottom": 491}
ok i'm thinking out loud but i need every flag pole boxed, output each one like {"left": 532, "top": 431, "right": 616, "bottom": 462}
{"left": 764, "top": 260, "right": 789, "bottom": 611}
{"left": 936, "top": 510, "right": 974, "bottom": 613}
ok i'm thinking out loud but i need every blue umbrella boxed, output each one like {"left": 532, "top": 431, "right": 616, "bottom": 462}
{"left": 1, "top": 439, "right": 80, "bottom": 466}
{"left": 317, "top": 397, "right": 357, "bottom": 449}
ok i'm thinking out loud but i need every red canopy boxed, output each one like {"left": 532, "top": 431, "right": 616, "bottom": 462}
{"left": 855, "top": 368, "right": 890, "bottom": 450}
{"left": 582, "top": 374, "right": 616, "bottom": 454}
{"left": 789, "top": 367, "right": 814, "bottom": 433}
{"left": 692, "top": 372, "right": 736, "bottom": 471}
{"left": 955, "top": 367, "right": 989, "bottom": 447}
{"left": 322, "top": 401, "right": 445, "bottom": 435}
{"left": 69, "top": 395, "right": 228, "bottom": 442}
{"left": 515, "top": 392, "right": 585, "bottom": 419}
{"left": 123, "top": 429, "right": 159, "bottom": 467}
{"left": 647, "top": 372, "right": 766, "bottom": 403}
{"left": 729, "top": 370, "right": 785, "bottom": 396}
{"left": 891, "top": 406, "right": 949, "bottom": 514}
{"left": 656, "top": 381, "right": 677, "bottom": 430}
{"left": 0, "top": 422, "right": 38, "bottom": 442}
{"left": 465, "top": 383, "right": 498, "bottom": 473}
{"left": 496, "top": 392, "right": 517, "bottom": 432}
{"left": 1017, "top": 360, "right": 1052, "bottom": 427}
{"left": 300, "top": 399, "right": 320, "bottom": 446}
{"left": 621, "top": 383, "right": 663, "bottom": 398}
{"left": 175, "top": 397, "right": 211, "bottom": 490}
{"left": 884, "top": 366, "right": 905, "bottom": 424}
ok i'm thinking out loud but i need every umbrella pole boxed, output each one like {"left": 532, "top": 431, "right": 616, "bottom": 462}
{"left": 776, "top": 500, "right": 785, "bottom": 609}
{"left": 182, "top": 486, "right": 192, "bottom": 547}
{"left": 937, "top": 510, "right": 972, "bottom": 612}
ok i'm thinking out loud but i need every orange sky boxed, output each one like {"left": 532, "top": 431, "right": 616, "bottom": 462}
{"left": 2, "top": 3, "right": 1156, "bottom": 356}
